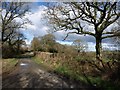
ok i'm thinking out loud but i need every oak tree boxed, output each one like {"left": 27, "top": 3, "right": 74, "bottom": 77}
{"left": 46, "top": 2, "right": 120, "bottom": 61}
{"left": 1, "top": 2, "right": 30, "bottom": 44}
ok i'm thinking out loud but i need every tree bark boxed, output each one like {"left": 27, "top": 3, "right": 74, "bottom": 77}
{"left": 95, "top": 38, "right": 102, "bottom": 60}
{"left": 95, "top": 37, "right": 106, "bottom": 70}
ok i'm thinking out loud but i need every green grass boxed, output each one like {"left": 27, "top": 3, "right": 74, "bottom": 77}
{"left": 55, "top": 65, "right": 119, "bottom": 89}
{"left": 2, "top": 58, "right": 18, "bottom": 73}
{"left": 32, "top": 56, "right": 100, "bottom": 85}
{"left": 32, "top": 57, "right": 43, "bottom": 64}
{"left": 32, "top": 56, "right": 54, "bottom": 71}
{"left": 55, "top": 64, "right": 104, "bottom": 86}
{"left": 32, "top": 56, "right": 119, "bottom": 90}
{"left": 55, "top": 65, "right": 72, "bottom": 76}
{"left": 56, "top": 66, "right": 101, "bottom": 85}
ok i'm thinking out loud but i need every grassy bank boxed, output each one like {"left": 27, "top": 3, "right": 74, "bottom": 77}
{"left": 0, "top": 59, "right": 2, "bottom": 75}
{"left": 32, "top": 56, "right": 100, "bottom": 85}
{"left": 32, "top": 54, "right": 119, "bottom": 90}
{"left": 2, "top": 58, "right": 18, "bottom": 75}
{"left": 32, "top": 56, "right": 54, "bottom": 71}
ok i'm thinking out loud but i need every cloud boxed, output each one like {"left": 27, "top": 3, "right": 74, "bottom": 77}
{"left": 20, "top": 5, "right": 49, "bottom": 42}
{"left": 21, "top": 4, "right": 111, "bottom": 41}
{"left": 87, "top": 42, "right": 96, "bottom": 51}
{"left": 19, "top": 4, "right": 118, "bottom": 51}
{"left": 53, "top": 30, "right": 95, "bottom": 43}
{"left": 20, "top": 4, "right": 97, "bottom": 44}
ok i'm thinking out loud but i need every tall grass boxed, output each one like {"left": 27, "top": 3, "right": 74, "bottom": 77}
{"left": 33, "top": 51, "right": 120, "bottom": 89}
{"left": 2, "top": 58, "right": 18, "bottom": 74}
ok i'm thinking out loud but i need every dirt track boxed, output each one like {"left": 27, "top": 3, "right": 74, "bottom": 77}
{"left": 2, "top": 58, "right": 96, "bottom": 89}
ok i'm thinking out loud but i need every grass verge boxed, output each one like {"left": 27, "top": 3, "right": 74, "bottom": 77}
{"left": 32, "top": 57, "right": 54, "bottom": 71}
{"left": 2, "top": 58, "right": 18, "bottom": 74}
{"left": 32, "top": 56, "right": 119, "bottom": 90}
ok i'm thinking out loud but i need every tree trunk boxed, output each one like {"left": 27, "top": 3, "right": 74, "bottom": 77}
{"left": 95, "top": 38, "right": 102, "bottom": 60}
{"left": 95, "top": 37, "right": 106, "bottom": 70}
{"left": 17, "top": 43, "right": 20, "bottom": 54}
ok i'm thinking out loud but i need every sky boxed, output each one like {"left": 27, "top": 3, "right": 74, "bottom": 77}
{"left": 19, "top": 2, "right": 118, "bottom": 51}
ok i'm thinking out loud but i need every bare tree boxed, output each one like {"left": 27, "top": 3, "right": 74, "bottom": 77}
{"left": 72, "top": 39, "right": 88, "bottom": 53}
{"left": 114, "top": 18, "right": 120, "bottom": 50}
{"left": 2, "top": 27, "right": 26, "bottom": 58}
{"left": 1, "top": 2, "right": 31, "bottom": 58}
{"left": 1, "top": 2, "right": 31, "bottom": 44}
{"left": 46, "top": 2, "right": 120, "bottom": 61}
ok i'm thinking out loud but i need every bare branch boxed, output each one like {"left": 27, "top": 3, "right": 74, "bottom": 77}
{"left": 102, "top": 33, "right": 120, "bottom": 39}
{"left": 63, "top": 31, "right": 77, "bottom": 40}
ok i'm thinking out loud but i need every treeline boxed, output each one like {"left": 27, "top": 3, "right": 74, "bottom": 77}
{"left": 2, "top": 32, "right": 26, "bottom": 58}
{"left": 31, "top": 34, "right": 76, "bottom": 54}
{"left": 1, "top": 2, "right": 31, "bottom": 58}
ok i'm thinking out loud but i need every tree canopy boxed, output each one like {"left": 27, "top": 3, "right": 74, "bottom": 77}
{"left": 1, "top": 2, "right": 31, "bottom": 44}
{"left": 1, "top": 2, "right": 31, "bottom": 58}
{"left": 45, "top": 2, "right": 120, "bottom": 60}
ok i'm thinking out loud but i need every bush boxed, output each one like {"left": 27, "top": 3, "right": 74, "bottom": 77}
{"left": 48, "top": 48, "right": 58, "bottom": 53}
{"left": 2, "top": 44, "right": 25, "bottom": 58}
{"left": 2, "top": 45, "right": 15, "bottom": 58}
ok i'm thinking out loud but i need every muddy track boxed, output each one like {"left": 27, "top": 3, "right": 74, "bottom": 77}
{"left": 2, "top": 58, "right": 97, "bottom": 89}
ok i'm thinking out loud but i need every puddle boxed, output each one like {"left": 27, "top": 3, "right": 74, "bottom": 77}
{"left": 20, "top": 63, "right": 28, "bottom": 66}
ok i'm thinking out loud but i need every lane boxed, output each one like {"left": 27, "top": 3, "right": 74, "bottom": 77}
{"left": 2, "top": 58, "right": 94, "bottom": 89}
{"left": 2, "top": 58, "right": 67, "bottom": 88}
